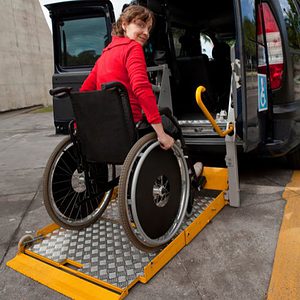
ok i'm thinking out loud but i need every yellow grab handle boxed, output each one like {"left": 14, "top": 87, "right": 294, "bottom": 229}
{"left": 195, "top": 86, "right": 234, "bottom": 137}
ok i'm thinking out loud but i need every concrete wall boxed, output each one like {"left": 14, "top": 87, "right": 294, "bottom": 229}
{"left": 0, "top": 0, "right": 53, "bottom": 111}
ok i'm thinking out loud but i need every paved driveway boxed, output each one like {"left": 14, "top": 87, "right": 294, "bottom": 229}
{"left": 0, "top": 108, "right": 293, "bottom": 299}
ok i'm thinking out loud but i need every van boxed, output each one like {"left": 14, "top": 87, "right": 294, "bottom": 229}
{"left": 45, "top": 0, "right": 300, "bottom": 168}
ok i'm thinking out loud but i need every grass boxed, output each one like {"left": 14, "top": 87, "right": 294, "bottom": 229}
{"left": 33, "top": 105, "right": 53, "bottom": 113}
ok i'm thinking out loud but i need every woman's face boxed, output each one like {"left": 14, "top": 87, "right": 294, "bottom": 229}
{"left": 122, "top": 18, "right": 152, "bottom": 46}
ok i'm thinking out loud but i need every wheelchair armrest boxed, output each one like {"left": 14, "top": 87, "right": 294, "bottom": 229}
{"left": 159, "top": 107, "right": 182, "bottom": 135}
{"left": 158, "top": 107, "right": 172, "bottom": 118}
{"left": 49, "top": 87, "right": 72, "bottom": 98}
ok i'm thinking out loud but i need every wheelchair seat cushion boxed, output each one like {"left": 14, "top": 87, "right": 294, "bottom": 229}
{"left": 70, "top": 88, "right": 138, "bottom": 164}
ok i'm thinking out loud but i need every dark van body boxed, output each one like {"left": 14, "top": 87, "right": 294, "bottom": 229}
{"left": 45, "top": 0, "right": 300, "bottom": 168}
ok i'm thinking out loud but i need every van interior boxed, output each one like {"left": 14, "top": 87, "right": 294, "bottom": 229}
{"left": 145, "top": 0, "right": 236, "bottom": 121}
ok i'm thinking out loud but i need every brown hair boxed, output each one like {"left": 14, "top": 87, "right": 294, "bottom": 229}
{"left": 112, "top": 5, "right": 154, "bottom": 37}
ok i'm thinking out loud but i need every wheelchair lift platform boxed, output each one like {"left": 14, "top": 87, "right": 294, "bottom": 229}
{"left": 7, "top": 166, "right": 228, "bottom": 300}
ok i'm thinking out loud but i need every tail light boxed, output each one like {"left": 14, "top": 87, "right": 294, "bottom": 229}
{"left": 257, "top": 3, "right": 284, "bottom": 90}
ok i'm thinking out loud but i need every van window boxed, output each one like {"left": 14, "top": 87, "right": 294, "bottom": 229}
{"left": 201, "top": 34, "right": 213, "bottom": 59}
{"left": 59, "top": 16, "right": 108, "bottom": 68}
{"left": 279, "top": 0, "right": 300, "bottom": 49}
{"left": 172, "top": 28, "right": 186, "bottom": 57}
{"left": 172, "top": 28, "right": 202, "bottom": 57}
{"left": 240, "top": 0, "right": 258, "bottom": 91}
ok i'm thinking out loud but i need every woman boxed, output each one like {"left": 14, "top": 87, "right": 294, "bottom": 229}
{"left": 80, "top": 5, "right": 174, "bottom": 150}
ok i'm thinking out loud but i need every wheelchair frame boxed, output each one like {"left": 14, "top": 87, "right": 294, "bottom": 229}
{"left": 43, "top": 82, "right": 201, "bottom": 252}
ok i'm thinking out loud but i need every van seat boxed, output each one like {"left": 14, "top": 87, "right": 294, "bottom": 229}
{"left": 176, "top": 55, "right": 215, "bottom": 116}
{"left": 209, "top": 42, "right": 232, "bottom": 111}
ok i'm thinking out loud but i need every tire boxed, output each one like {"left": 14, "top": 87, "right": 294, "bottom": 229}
{"left": 118, "top": 133, "right": 190, "bottom": 252}
{"left": 286, "top": 146, "right": 300, "bottom": 169}
{"left": 43, "top": 137, "right": 114, "bottom": 230}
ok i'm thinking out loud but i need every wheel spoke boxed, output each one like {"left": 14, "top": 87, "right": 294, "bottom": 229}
{"left": 52, "top": 178, "right": 73, "bottom": 185}
{"left": 53, "top": 185, "right": 73, "bottom": 195}
{"left": 58, "top": 155, "right": 74, "bottom": 175}
{"left": 74, "top": 205, "right": 81, "bottom": 220}
{"left": 56, "top": 187, "right": 75, "bottom": 206}
{"left": 55, "top": 163, "right": 73, "bottom": 176}
{"left": 159, "top": 175, "right": 163, "bottom": 186}
{"left": 62, "top": 189, "right": 77, "bottom": 217}
{"left": 68, "top": 190, "right": 81, "bottom": 219}
{"left": 87, "top": 197, "right": 95, "bottom": 214}
{"left": 65, "top": 148, "right": 77, "bottom": 164}
{"left": 163, "top": 180, "right": 169, "bottom": 189}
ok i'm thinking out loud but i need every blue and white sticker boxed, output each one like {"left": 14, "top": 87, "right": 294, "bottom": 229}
{"left": 258, "top": 74, "right": 268, "bottom": 112}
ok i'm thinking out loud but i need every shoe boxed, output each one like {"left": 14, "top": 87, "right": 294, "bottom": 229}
{"left": 193, "top": 162, "right": 203, "bottom": 178}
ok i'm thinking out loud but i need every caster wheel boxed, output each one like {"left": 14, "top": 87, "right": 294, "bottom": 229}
{"left": 18, "top": 234, "right": 34, "bottom": 252}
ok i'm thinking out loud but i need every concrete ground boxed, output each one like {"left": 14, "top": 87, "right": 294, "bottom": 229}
{"left": 0, "top": 108, "right": 293, "bottom": 299}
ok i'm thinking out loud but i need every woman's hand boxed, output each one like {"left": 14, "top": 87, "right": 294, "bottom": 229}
{"left": 157, "top": 132, "right": 174, "bottom": 150}
{"left": 151, "top": 123, "right": 174, "bottom": 150}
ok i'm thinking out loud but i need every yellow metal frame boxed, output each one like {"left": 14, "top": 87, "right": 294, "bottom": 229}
{"left": 7, "top": 167, "right": 228, "bottom": 300}
{"left": 195, "top": 86, "right": 234, "bottom": 137}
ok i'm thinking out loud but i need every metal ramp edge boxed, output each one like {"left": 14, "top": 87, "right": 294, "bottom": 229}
{"left": 7, "top": 167, "right": 228, "bottom": 300}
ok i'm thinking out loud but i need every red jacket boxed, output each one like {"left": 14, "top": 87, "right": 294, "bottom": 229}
{"left": 80, "top": 36, "right": 161, "bottom": 124}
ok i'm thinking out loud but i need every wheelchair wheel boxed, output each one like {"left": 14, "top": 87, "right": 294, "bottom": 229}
{"left": 43, "top": 137, "right": 114, "bottom": 230}
{"left": 119, "top": 133, "right": 190, "bottom": 252}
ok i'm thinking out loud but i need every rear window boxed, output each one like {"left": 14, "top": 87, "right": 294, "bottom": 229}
{"left": 59, "top": 16, "right": 109, "bottom": 68}
{"left": 279, "top": 0, "right": 300, "bottom": 49}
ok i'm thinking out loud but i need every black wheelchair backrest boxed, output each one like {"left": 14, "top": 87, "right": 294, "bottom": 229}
{"left": 70, "top": 83, "right": 138, "bottom": 164}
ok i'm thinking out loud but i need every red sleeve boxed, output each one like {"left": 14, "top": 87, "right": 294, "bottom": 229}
{"left": 80, "top": 61, "right": 98, "bottom": 91}
{"left": 125, "top": 43, "right": 161, "bottom": 124}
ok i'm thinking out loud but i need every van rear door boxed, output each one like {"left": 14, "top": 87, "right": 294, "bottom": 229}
{"left": 238, "top": 0, "right": 288, "bottom": 153}
{"left": 45, "top": 0, "right": 114, "bottom": 133}
{"left": 236, "top": 0, "right": 262, "bottom": 152}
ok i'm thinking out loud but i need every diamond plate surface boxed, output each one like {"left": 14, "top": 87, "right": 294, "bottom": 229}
{"left": 101, "top": 198, "right": 120, "bottom": 222}
{"left": 29, "top": 193, "right": 218, "bottom": 289}
{"left": 181, "top": 194, "right": 214, "bottom": 231}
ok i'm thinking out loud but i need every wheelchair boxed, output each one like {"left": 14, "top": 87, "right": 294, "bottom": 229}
{"left": 44, "top": 82, "right": 202, "bottom": 252}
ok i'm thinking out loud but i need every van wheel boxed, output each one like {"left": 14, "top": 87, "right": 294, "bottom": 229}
{"left": 286, "top": 146, "right": 300, "bottom": 169}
